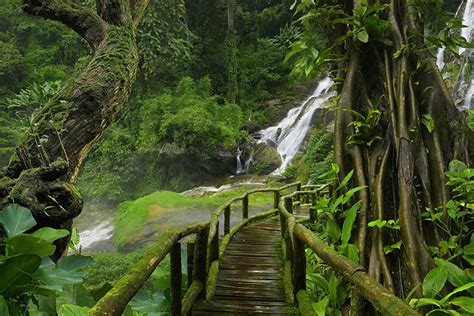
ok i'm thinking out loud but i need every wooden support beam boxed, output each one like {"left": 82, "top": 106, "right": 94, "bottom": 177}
{"left": 242, "top": 194, "right": 249, "bottom": 219}
{"left": 224, "top": 205, "right": 231, "bottom": 234}
{"left": 292, "top": 237, "right": 306, "bottom": 297}
{"left": 170, "top": 242, "right": 182, "bottom": 316}
{"left": 285, "top": 197, "right": 293, "bottom": 214}
{"left": 274, "top": 190, "right": 280, "bottom": 209}
{"left": 187, "top": 241, "right": 195, "bottom": 287}
{"left": 194, "top": 228, "right": 208, "bottom": 298}
{"left": 209, "top": 221, "right": 219, "bottom": 264}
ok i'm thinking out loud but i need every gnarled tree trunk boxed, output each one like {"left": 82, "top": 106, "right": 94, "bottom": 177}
{"left": 0, "top": 0, "right": 150, "bottom": 258}
{"left": 326, "top": 0, "right": 473, "bottom": 309}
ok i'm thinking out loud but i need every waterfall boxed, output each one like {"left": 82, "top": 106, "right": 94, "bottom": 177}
{"left": 458, "top": 0, "right": 474, "bottom": 110}
{"left": 258, "top": 77, "right": 335, "bottom": 174}
{"left": 236, "top": 147, "right": 244, "bottom": 174}
{"left": 436, "top": 47, "right": 445, "bottom": 70}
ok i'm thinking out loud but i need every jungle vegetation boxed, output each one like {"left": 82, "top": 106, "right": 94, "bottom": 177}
{"left": 0, "top": 0, "right": 473, "bottom": 315}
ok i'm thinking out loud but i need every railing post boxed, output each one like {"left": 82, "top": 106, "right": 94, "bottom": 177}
{"left": 293, "top": 236, "right": 306, "bottom": 297}
{"left": 224, "top": 205, "right": 231, "bottom": 234}
{"left": 210, "top": 221, "right": 219, "bottom": 263}
{"left": 170, "top": 242, "right": 182, "bottom": 316}
{"left": 187, "top": 241, "right": 195, "bottom": 287}
{"left": 309, "top": 206, "right": 317, "bottom": 223}
{"left": 285, "top": 197, "right": 293, "bottom": 214}
{"left": 242, "top": 194, "right": 249, "bottom": 219}
{"left": 194, "top": 228, "right": 208, "bottom": 299}
{"left": 296, "top": 183, "right": 302, "bottom": 201}
{"left": 274, "top": 190, "right": 280, "bottom": 209}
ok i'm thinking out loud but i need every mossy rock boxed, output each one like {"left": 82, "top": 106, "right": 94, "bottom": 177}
{"left": 249, "top": 143, "right": 281, "bottom": 175}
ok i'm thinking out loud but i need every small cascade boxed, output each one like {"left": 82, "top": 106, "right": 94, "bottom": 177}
{"left": 236, "top": 147, "right": 244, "bottom": 174}
{"left": 436, "top": 47, "right": 445, "bottom": 70}
{"left": 458, "top": 0, "right": 474, "bottom": 110}
{"left": 78, "top": 219, "right": 114, "bottom": 250}
{"left": 258, "top": 77, "right": 335, "bottom": 174}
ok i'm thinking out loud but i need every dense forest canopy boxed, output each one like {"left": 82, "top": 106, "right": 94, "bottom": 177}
{"left": 0, "top": 0, "right": 473, "bottom": 314}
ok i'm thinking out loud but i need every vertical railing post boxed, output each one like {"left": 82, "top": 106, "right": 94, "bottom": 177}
{"left": 285, "top": 197, "right": 293, "bottom": 214}
{"left": 293, "top": 237, "right": 306, "bottom": 297}
{"left": 296, "top": 183, "right": 302, "bottom": 201}
{"left": 274, "top": 190, "right": 280, "bottom": 209}
{"left": 170, "top": 242, "right": 182, "bottom": 316}
{"left": 210, "top": 221, "right": 219, "bottom": 263}
{"left": 224, "top": 205, "right": 231, "bottom": 234}
{"left": 186, "top": 241, "right": 195, "bottom": 287}
{"left": 242, "top": 194, "right": 249, "bottom": 219}
{"left": 194, "top": 228, "right": 208, "bottom": 299}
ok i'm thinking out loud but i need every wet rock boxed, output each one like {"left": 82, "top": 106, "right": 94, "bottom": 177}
{"left": 249, "top": 143, "right": 282, "bottom": 175}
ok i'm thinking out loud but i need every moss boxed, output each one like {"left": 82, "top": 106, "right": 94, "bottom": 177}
{"left": 205, "top": 260, "right": 219, "bottom": 300}
{"left": 283, "top": 259, "right": 294, "bottom": 303}
{"left": 113, "top": 188, "right": 275, "bottom": 249}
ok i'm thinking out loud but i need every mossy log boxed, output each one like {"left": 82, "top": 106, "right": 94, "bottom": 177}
{"left": 293, "top": 223, "right": 419, "bottom": 316}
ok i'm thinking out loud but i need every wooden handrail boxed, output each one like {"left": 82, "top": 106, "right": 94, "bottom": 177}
{"left": 277, "top": 190, "right": 420, "bottom": 316}
{"left": 89, "top": 182, "right": 303, "bottom": 315}
{"left": 88, "top": 222, "right": 209, "bottom": 316}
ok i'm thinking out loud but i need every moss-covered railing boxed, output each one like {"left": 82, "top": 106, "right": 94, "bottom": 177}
{"left": 88, "top": 182, "right": 302, "bottom": 315}
{"left": 204, "top": 182, "right": 302, "bottom": 300}
{"left": 278, "top": 188, "right": 420, "bottom": 316}
{"left": 88, "top": 222, "right": 209, "bottom": 315}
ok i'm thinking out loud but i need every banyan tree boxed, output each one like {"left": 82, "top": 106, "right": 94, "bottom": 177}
{"left": 287, "top": 0, "right": 473, "bottom": 310}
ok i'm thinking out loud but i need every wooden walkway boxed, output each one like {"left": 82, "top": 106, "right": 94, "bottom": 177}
{"left": 193, "top": 216, "right": 298, "bottom": 315}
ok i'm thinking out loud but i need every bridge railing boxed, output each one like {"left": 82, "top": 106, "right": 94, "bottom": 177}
{"left": 88, "top": 181, "right": 302, "bottom": 315}
{"left": 204, "top": 181, "right": 302, "bottom": 300}
{"left": 278, "top": 188, "right": 419, "bottom": 316}
{"left": 88, "top": 221, "right": 210, "bottom": 316}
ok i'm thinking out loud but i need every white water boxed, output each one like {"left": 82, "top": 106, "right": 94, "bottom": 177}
{"left": 78, "top": 219, "right": 114, "bottom": 250}
{"left": 258, "top": 77, "right": 335, "bottom": 174}
{"left": 436, "top": 47, "right": 445, "bottom": 70}
{"left": 459, "top": 0, "right": 474, "bottom": 110}
{"left": 460, "top": 0, "right": 474, "bottom": 56}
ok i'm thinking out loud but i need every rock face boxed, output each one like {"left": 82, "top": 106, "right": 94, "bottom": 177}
{"left": 249, "top": 143, "right": 281, "bottom": 175}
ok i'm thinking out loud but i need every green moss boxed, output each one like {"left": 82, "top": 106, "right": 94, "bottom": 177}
{"left": 113, "top": 188, "right": 274, "bottom": 249}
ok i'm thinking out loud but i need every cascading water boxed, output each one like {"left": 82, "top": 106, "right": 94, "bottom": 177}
{"left": 258, "top": 77, "right": 335, "bottom": 174}
{"left": 458, "top": 0, "right": 474, "bottom": 110}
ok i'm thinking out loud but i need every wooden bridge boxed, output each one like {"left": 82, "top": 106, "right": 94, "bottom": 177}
{"left": 88, "top": 183, "right": 419, "bottom": 316}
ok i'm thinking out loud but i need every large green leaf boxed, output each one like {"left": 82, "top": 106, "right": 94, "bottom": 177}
{"left": 423, "top": 266, "right": 448, "bottom": 298}
{"left": 56, "top": 284, "right": 95, "bottom": 315}
{"left": 0, "top": 254, "right": 41, "bottom": 294}
{"left": 34, "top": 268, "right": 83, "bottom": 291}
{"left": 57, "top": 255, "right": 93, "bottom": 273}
{"left": 6, "top": 234, "right": 56, "bottom": 257}
{"left": 326, "top": 219, "right": 341, "bottom": 241}
{"left": 341, "top": 201, "right": 361, "bottom": 246}
{"left": 0, "top": 204, "right": 36, "bottom": 238}
{"left": 59, "top": 304, "right": 90, "bottom": 316}
{"left": 435, "top": 258, "right": 471, "bottom": 289}
{"left": 449, "top": 296, "right": 474, "bottom": 313}
{"left": 312, "top": 296, "right": 329, "bottom": 316}
{"left": 31, "top": 227, "right": 69, "bottom": 243}
{"left": 0, "top": 295, "right": 9, "bottom": 315}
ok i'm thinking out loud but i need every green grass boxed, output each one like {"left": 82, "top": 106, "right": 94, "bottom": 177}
{"left": 113, "top": 188, "right": 275, "bottom": 249}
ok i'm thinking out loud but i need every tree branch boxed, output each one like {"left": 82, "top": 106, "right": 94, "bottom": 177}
{"left": 22, "top": 0, "right": 106, "bottom": 50}
{"left": 130, "top": 0, "right": 149, "bottom": 27}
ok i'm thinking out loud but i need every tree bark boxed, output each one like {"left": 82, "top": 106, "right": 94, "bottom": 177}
{"left": 328, "top": 0, "right": 473, "bottom": 299}
{"left": 0, "top": 0, "right": 150, "bottom": 258}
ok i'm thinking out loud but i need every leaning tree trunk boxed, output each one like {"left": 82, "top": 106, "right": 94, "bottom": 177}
{"left": 328, "top": 0, "right": 473, "bottom": 309}
{"left": 0, "top": 0, "right": 150, "bottom": 258}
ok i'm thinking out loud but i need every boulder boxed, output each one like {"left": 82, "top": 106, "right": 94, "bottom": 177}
{"left": 249, "top": 143, "right": 282, "bottom": 175}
